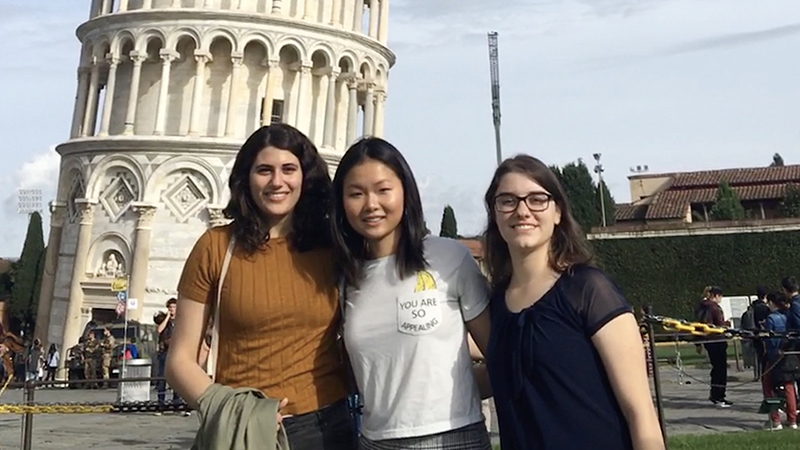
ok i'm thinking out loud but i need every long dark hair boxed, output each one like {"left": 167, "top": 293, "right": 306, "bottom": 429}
{"left": 331, "top": 137, "right": 427, "bottom": 286}
{"left": 483, "top": 154, "right": 593, "bottom": 289}
{"left": 223, "top": 124, "right": 332, "bottom": 254}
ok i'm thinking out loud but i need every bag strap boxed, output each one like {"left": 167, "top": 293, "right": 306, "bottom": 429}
{"left": 207, "top": 235, "right": 236, "bottom": 380}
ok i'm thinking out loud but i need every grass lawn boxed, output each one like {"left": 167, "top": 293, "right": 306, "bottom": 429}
{"left": 654, "top": 341, "right": 746, "bottom": 368}
{"left": 668, "top": 430, "right": 799, "bottom": 449}
{"left": 492, "top": 431, "right": 798, "bottom": 450}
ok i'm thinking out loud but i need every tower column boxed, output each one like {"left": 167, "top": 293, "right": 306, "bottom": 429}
{"left": 378, "top": 0, "right": 389, "bottom": 43}
{"left": 304, "top": 0, "right": 315, "bottom": 20}
{"left": 352, "top": 0, "right": 362, "bottom": 32}
{"left": 128, "top": 203, "right": 158, "bottom": 323}
{"left": 119, "top": 0, "right": 129, "bottom": 12}
{"left": 346, "top": 78, "right": 358, "bottom": 144}
{"left": 373, "top": 89, "right": 386, "bottom": 137}
{"left": 143, "top": 0, "right": 153, "bottom": 9}
{"left": 368, "top": 0, "right": 379, "bottom": 39}
{"left": 189, "top": 51, "right": 210, "bottom": 136}
{"left": 124, "top": 51, "right": 146, "bottom": 135}
{"left": 60, "top": 199, "right": 97, "bottom": 375}
{"left": 271, "top": 0, "right": 282, "bottom": 14}
{"left": 294, "top": 63, "right": 312, "bottom": 133}
{"left": 330, "top": 0, "right": 341, "bottom": 25}
{"left": 363, "top": 82, "right": 375, "bottom": 136}
{"left": 323, "top": 70, "right": 340, "bottom": 147}
{"left": 225, "top": 52, "right": 244, "bottom": 137}
{"left": 99, "top": 55, "right": 120, "bottom": 137}
{"left": 34, "top": 202, "right": 67, "bottom": 346}
{"left": 261, "top": 59, "right": 280, "bottom": 126}
{"left": 154, "top": 50, "right": 177, "bottom": 136}
{"left": 81, "top": 57, "right": 101, "bottom": 137}
{"left": 70, "top": 67, "right": 91, "bottom": 138}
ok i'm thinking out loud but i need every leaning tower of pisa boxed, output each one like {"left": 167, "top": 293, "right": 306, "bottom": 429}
{"left": 37, "top": 0, "right": 395, "bottom": 361}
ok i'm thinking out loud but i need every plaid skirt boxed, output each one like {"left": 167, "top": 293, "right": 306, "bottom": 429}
{"left": 358, "top": 422, "right": 492, "bottom": 450}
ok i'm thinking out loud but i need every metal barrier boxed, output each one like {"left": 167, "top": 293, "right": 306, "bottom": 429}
{"left": 0, "top": 376, "right": 189, "bottom": 450}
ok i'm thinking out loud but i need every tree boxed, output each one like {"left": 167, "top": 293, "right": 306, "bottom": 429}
{"left": 439, "top": 205, "right": 459, "bottom": 238}
{"left": 709, "top": 180, "right": 745, "bottom": 221}
{"left": 595, "top": 179, "right": 616, "bottom": 227}
{"left": 770, "top": 153, "right": 785, "bottom": 167}
{"left": 780, "top": 184, "right": 800, "bottom": 218}
{"left": 9, "top": 212, "right": 46, "bottom": 334}
{"left": 560, "top": 160, "right": 599, "bottom": 231}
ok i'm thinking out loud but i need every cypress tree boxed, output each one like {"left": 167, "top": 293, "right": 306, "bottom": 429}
{"left": 439, "top": 205, "right": 459, "bottom": 238}
{"left": 10, "top": 212, "right": 46, "bottom": 334}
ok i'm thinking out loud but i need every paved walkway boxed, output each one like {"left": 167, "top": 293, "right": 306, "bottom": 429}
{"left": 0, "top": 366, "right": 780, "bottom": 449}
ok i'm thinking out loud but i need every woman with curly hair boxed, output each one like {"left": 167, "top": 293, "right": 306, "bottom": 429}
{"left": 167, "top": 124, "right": 356, "bottom": 449}
{"left": 483, "top": 155, "right": 664, "bottom": 450}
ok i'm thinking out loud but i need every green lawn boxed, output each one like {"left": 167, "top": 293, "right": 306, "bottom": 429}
{"left": 654, "top": 341, "right": 747, "bottom": 368}
{"left": 668, "top": 430, "right": 799, "bottom": 449}
{"left": 492, "top": 430, "right": 798, "bottom": 450}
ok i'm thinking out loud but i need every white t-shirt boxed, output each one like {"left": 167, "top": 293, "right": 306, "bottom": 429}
{"left": 343, "top": 236, "right": 490, "bottom": 440}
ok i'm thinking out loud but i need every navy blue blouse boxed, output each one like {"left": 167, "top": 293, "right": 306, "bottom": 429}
{"left": 486, "top": 265, "right": 634, "bottom": 450}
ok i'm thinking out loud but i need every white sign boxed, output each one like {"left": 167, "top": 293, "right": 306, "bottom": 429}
{"left": 127, "top": 298, "right": 138, "bottom": 310}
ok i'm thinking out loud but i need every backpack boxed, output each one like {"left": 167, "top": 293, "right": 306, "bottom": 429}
{"left": 694, "top": 301, "right": 712, "bottom": 324}
{"left": 740, "top": 306, "right": 756, "bottom": 330}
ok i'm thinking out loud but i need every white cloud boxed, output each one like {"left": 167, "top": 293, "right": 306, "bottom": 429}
{"left": 0, "top": 147, "right": 60, "bottom": 257}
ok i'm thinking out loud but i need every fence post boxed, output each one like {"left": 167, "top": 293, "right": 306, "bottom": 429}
{"left": 20, "top": 380, "right": 35, "bottom": 450}
{"left": 645, "top": 305, "right": 668, "bottom": 449}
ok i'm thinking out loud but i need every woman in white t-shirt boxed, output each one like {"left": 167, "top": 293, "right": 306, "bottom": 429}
{"left": 330, "top": 137, "right": 493, "bottom": 450}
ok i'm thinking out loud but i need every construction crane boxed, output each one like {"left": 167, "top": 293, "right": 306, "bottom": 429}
{"left": 487, "top": 32, "right": 502, "bottom": 166}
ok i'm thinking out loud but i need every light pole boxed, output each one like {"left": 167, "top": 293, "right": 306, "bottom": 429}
{"left": 593, "top": 154, "right": 606, "bottom": 228}
{"left": 17, "top": 189, "right": 43, "bottom": 216}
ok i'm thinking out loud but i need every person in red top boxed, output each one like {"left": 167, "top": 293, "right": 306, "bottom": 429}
{"left": 698, "top": 286, "right": 732, "bottom": 407}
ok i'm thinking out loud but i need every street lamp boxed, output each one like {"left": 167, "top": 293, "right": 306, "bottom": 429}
{"left": 18, "top": 189, "right": 43, "bottom": 216}
{"left": 593, "top": 153, "right": 606, "bottom": 228}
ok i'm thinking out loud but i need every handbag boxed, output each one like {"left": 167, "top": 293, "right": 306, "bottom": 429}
{"left": 206, "top": 235, "right": 237, "bottom": 380}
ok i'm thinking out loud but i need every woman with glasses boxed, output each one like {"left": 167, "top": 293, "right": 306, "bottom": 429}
{"left": 331, "top": 137, "right": 492, "bottom": 449}
{"left": 483, "top": 155, "right": 664, "bottom": 450}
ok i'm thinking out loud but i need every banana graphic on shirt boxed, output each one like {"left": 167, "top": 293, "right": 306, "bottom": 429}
{"left": 414, "top": 271, "right": 437, "bottom": 292}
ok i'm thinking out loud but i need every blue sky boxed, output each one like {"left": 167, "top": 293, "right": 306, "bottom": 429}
{"left": 2, "top": 0, "right": 800, "bottom": 256}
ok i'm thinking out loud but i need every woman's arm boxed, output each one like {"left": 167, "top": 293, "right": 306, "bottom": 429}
{"left": 165, "top": 298, "right": 213, "bottom": 409}
{"left": 466, "top": 309, "right": 492, "bottom": 398}
{"left": 593, "top": 313, "right": 665, "bottom": 450}
{"left": 466, "top": 309, "right": 491, "bottom": 357}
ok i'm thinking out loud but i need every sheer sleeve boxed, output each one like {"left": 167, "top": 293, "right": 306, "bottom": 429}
{"left": 568, "top": 266, "right": 633, "bottom": 336}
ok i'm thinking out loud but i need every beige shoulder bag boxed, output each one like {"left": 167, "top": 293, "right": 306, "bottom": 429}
{"left": 206, "top": 235, "right": 236, "bottom": 380}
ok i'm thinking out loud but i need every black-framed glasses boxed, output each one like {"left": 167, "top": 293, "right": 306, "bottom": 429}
{"left": 494, "top": 193, "right": 553, "bottom": 213}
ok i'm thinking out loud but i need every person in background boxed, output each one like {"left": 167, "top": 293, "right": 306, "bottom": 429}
{"left": 155, "top": 299, "right": 187, "bottom": 415}
{"left": 748, "top": 286, "right": 771, "bottom": 379}
{"left": 482, "top": 155, "right": 664, "bottom": 450}
{"left": 45, "top": 344, "right": 59, "bottom": 382}
{"left": 762, "top": 293, "right": 799, "bottom": 430}
{"left": 697, "top": 287, "right": 733, "bottom": 407}
{"left": 25, "top": 338, "right": 43, "bottom": 382}
{"left": 100, "top": 328, "right": 115, "bottom": 385}
{"left": 83, "top": 332, "right": 100, "bottom": 388}
{"left": 782, "top": 277, "right": 800, "bottom": 334}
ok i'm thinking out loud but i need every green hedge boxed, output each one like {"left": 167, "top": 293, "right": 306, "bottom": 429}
{"left": 590, "top": 229, "right": 800, "bottom": 319}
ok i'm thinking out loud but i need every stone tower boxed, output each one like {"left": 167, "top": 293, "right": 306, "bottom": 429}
{"left": 37, "top": 0, "right": 395, "bottom": 364}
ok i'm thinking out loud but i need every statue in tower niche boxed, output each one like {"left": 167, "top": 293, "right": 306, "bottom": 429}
{"left": 96, "top": 253, "right": 125, "bottom": 278}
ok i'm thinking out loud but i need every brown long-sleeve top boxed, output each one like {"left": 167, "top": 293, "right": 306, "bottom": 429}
{"left": 178, "top": 225, "right": 348, "bottom": 415}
